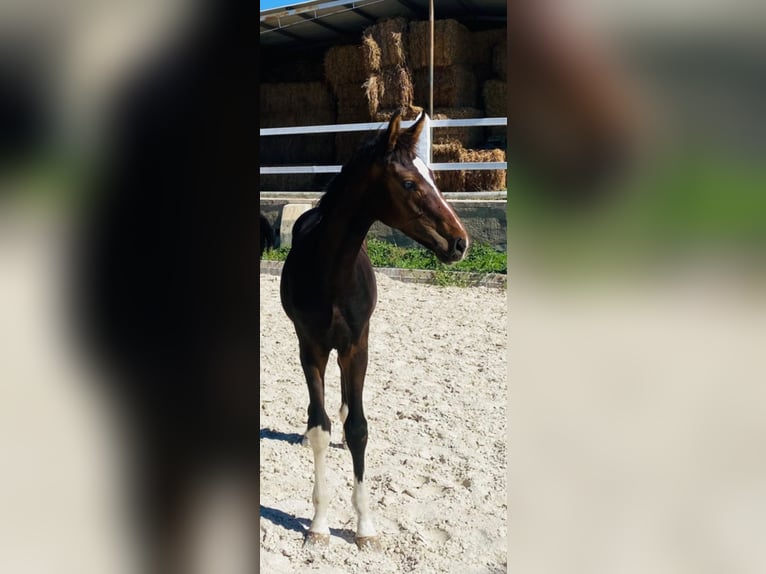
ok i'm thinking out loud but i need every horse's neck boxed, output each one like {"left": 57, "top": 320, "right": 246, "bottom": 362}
{"left": 317, "top": 182, "right": 374, "bottom": 281}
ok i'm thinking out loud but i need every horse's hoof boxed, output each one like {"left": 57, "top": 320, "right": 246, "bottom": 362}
{"left": 355, "top": 535, "right": 381, "bottom": 551}
{"left": 304, "top": 531, "right": 330, "bottom": 546}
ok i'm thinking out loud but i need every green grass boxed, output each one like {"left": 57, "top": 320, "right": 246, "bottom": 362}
{"left": 262, "top": 237, "right": 506, "bottom": 275}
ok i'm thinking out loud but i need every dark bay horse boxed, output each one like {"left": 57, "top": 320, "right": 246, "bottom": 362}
{"left": 279, "top": 110, "right": 468, "bottom": 548}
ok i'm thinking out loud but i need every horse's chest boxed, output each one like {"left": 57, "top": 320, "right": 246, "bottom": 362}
{"left": 327, "top": 302, "right": 370, "bottom": 349}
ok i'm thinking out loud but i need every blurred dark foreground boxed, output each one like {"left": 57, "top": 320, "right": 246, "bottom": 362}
{"left": 1, "top": 2, "right": 258, "bottom": 573}
{"left": 507, "top": 2, "right": 766, "bottom": 573}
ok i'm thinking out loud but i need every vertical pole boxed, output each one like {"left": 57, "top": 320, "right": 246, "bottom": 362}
{"left": 428, "top": 0, "right": 434, "bottom": 163}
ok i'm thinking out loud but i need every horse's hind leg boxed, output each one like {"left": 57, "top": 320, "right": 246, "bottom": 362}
{"left": 338, "top": 331, "right": 379, "bottom": 549}
{"left": 298, "top": 337, "right": 332, "bottom": 545}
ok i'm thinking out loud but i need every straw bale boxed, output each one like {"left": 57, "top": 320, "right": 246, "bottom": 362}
{"left": 482, "top": 79, "right": 506, "bottom": 117}
{"left": 432, "top": 107, "right": 485, "bottom": 147}
{"left": 431, "top": 143, "right": 507, "bottom": 192}
{"left": 361, "top": 34, "right": 382, "bottom": 74}
{"left": 260, "top": 82, "right": 334, "bottom": 119}
{"left": 324, "top": 45, "right": 368, "bottom": 90}
{"left": 364, "top": 17, "right": 409, "bottom": 67}
{"left": 377, "top": 65, "right": 414, "bottom": 109}
{"left": 260, "top": 131, "right": 335, "bottom": 165}
{"left": 363, "top": 75, "right": 381, "bottom": 116}
{"left": 414, "top": 65, "right": 477, "bottom": 108}
{"left": 333, "top": 81, "right": 368, "bottom": 109}
{"left": 261, "top": 48, "right": 325, "bottom": 82}
{"left": 432, "top": 142, "right": 464, "bottom": 193}
{"left": 482, "top": 79, "right": 507, "bottom": 139}
{"left": 408, "top": 19, "right": 471, "bottom": 69}
{"left": 463, "top": 148, "right": 506, "bottom": 191}
{"left": 493, "top": 41, "right": 507, "bottom": 80}
{"left": 470, "top": 28, "right": 506, "bottom": 83}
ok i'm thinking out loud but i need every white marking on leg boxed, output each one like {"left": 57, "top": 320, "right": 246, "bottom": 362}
{"left": 305, "top": 426, "right": 331, "bottom": 535}
{"left": 352, "top": 478, "right": 377, "bottom": 538}
{"left": 339, "top": 403, "right": 348, "bottom": 424}
{"left": 338, "top": 403, "right": 349, "bottom": 446}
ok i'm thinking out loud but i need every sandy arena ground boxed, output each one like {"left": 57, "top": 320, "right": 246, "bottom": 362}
{"left": 259, "top": 272, "right": 508, "bottom": 574}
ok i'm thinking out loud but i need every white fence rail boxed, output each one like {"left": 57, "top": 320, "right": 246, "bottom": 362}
{"left": 259, "top": 116, "right": 507, "bottom": 176}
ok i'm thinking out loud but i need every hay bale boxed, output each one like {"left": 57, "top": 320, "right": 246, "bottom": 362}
{"left": 414, "top": 65, "right": 477, "bottom": 108}
{"left": 361, "top": 34, "right": 382, "bottom": 74}
{"left": 482, "top": 79, "right": 506, "bottom": 117}
{"left": 260, "top": 82, "right": 335, "bottom": 120}
{"left": 493, "top": 41, "right": 507, "bottom": 80}
{"left": 377, "top": 65, "right": 414, "bottom": 109}
{"left": 408, "top": 19, "right": 471, "bottom": 69}
{"left": 432, "top": 142, "right": 464, "bottom": 193}
{"left": 333, "top": 81, "right": 368, "bottom": 110}
{"left": 470, "top": 28, "right": 506, "bottom": 84}
{"left": 432, "top": 107, "right": 485, "bottom": 147}
{"left": 482, "top": 79, "right": 507, "bottom": 139}
{"left": 260, "top": 131, "right": 336, "bottom": 165}
{"left": 364, "top": 17, "right": 409, "bottom": 67}
{"left": 260, "top": 48, "right": 325, "bottom": 82}
{"left": 463, "top": 148, "right": 506, "bottom": 191}
{"left": 432, "top": 143, "right": 507, "bottom": 192}
{"left": 324, "top": 45, "right": 368, "bottom": 90}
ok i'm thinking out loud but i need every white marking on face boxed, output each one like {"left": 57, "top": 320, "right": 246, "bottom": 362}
{"left": 412, "top": 156, "right": 469, "bottom": 252}
{"left": 352, "top": 478, "right": 377, "bottom": 538}
{"left": 305, "top": 426, "right": 331, "bottom": 535}
{"left": 413, "top": 156, "right": 438, "bottom": 191}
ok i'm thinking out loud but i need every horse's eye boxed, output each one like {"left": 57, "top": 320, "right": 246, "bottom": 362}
{"left": 403, "top": 180, "right": 416, "bottom": 191}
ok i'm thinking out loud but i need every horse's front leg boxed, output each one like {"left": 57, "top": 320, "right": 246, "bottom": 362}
{"left": 299, "top": 337, "right": 332, "bottom": 546}
{"left": 338, "top": 331, "right": 379, "bottom": 550}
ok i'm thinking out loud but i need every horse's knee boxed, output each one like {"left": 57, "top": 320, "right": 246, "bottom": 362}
{"left": 344, "top": 418, "right": 368, "bottom": 450}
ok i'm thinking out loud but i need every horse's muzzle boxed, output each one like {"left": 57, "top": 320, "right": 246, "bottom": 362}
{"left": 442, "top": 236, "right": 468, "bottom": 263}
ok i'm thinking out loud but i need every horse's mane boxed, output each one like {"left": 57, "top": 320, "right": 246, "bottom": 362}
{"left": 317, "top": 132, "right": 383, "bottom": 215}
{"left": 317, "top": 119, "right": 416, "bottom": 215}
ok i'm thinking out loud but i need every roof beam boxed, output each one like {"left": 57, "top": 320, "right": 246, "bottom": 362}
{"left": 298, "top": 11, "right": 348, "bottom": 35}
{"left": 395, "top": 0, "right": 427, "bottom": 18}
{"left": 260, "top": 21, "right": 306, "bottom": 42}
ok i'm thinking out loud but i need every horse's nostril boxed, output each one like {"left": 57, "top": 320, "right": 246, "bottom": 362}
{"left": 455, "top": 237, "right": 467, "bottom": 254}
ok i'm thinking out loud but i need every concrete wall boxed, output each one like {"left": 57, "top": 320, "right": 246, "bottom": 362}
{"left": 259, "top": 198, "right": 507, "bottom": 251}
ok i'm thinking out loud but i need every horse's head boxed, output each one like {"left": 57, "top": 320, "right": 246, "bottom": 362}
{"left": 372, "top": 111, "right": 469, "bottom": 263}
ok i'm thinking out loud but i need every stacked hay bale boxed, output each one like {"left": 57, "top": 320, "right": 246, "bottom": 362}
{"left": 363, "top": 17, "right": 414, "bottom": 117}
{"left": 317, "top": 19, "right": 507, "bottom": 193}
{"left": 470, "top": 28, "right": 506, "bottom": 85}
{"left": 259, "top": 81, "right": 336, "bottom": 190}
{"left": 324, "top": 18, "right": 416, "bottom": 163}
{"left": 408, "top": 19, "right": 485, "bottom": 149}
{"left": 433, "top": 143, "right": 507, "bottom": 193}
{"left": 479, "top": 33, "right": 507, "bottom": 143}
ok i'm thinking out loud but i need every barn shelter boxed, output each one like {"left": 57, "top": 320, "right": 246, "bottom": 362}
{"left": 260, "top": 0, "right": 507, "bottom": 49}
{"left": 259, "top": 0, "right": 508, "bottom": 195}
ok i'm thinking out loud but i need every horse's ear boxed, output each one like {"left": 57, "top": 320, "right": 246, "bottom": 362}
{"left": 386, "top": 110, "right": 402, "bottom": 152}
{"left": 396, "top": 111, "right": 427, "bottom": 153}
{"left": 405, "top": 111, "right": 427, "bottom": 144}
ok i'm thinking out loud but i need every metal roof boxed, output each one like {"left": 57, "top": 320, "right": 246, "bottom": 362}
{"left": 260, "top": 0, "right": 507, "bottom": 48}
